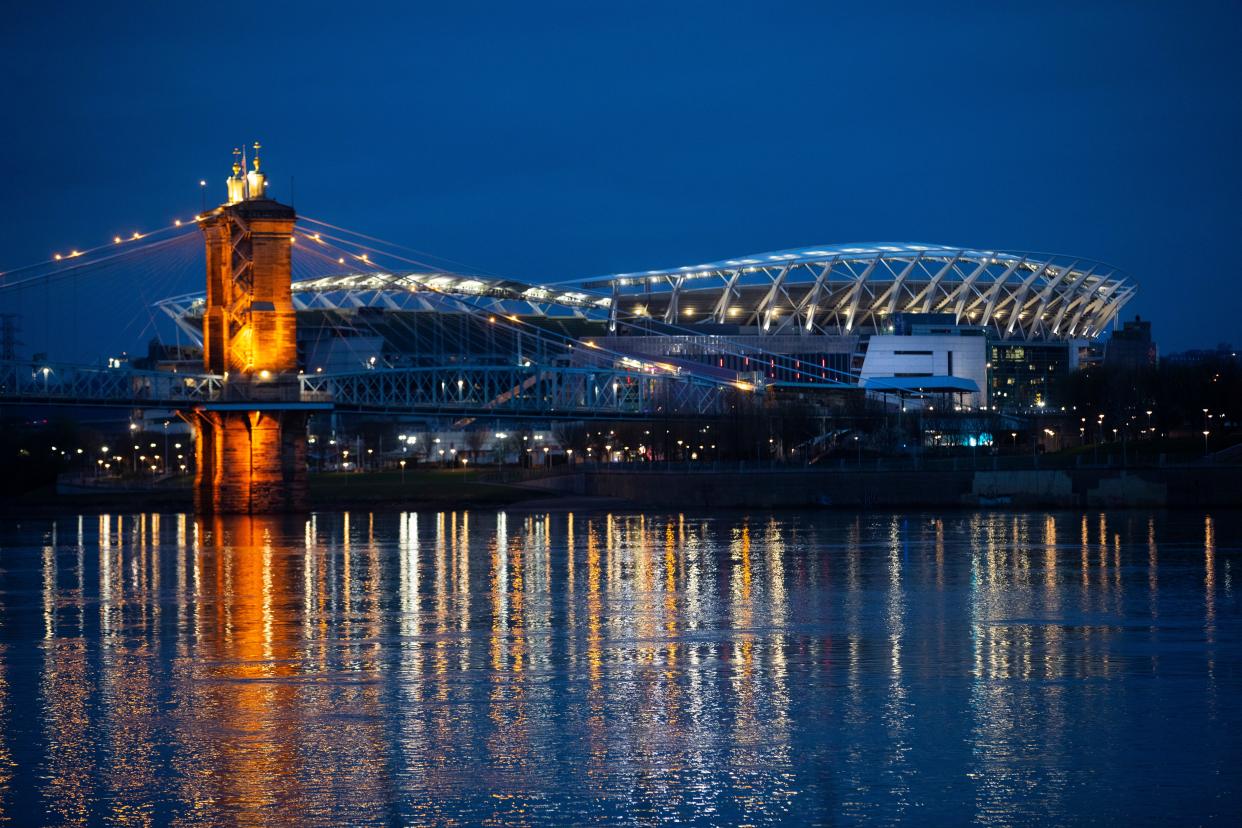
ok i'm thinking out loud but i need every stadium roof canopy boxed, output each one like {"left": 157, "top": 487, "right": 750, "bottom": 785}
{"left": 155, "top": 242, "right": 1136, "bottom": 345}
{"left": 585, "top": 242, "right": 980, "bottom": 282}
{"left": 582, "top": 242, "right": 1135, "bottom": 341}
{"left": 155, "top": 271, "right": 612, "bottom": 342}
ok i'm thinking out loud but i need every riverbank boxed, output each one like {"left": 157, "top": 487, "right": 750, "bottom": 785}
{"left": 3, "top": 469, "right": 555, "bottom": 516}
{"left": 518, "top": 462, "right": 1242, "bottom": 509}
{"left": 10, "top": 462, "right": 1241, "bottom": 515}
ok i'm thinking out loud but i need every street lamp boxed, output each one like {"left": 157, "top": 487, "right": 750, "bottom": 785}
{"left": 399, "top": 458, "right": 407, "bottom": 482}
{"left": 1203, "top": 430, "right": 1211, "bottom": 455}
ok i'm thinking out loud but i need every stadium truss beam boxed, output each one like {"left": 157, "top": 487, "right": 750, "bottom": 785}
{"left": 587, "top": 242, "right": 1134, "bottom": 340}
{"left": 156, "top": 271, "right": 611, "bottom": 347}
{"left": 157, "top": 242, "right": 1134, "bottom": 355}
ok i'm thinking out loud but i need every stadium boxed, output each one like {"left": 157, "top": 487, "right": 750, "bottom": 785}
{"left": 154, "top": 241, "right": 1136, "bottom": 413}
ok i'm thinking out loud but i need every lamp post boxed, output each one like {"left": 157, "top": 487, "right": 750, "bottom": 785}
{"left": 1095, "top": 414, "right": 1104, "bottom": 465}
{"left": 400, "top": 458, "right": 406, "bottom": 483}
{"left": 1203, "top": 430, "right": 1211, "bottom": 456}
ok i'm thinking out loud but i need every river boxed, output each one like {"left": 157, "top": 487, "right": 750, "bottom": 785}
{"left": 0, "top": 509, "right": 1237, "bottom": 825}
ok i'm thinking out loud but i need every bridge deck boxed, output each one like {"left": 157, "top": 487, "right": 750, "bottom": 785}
{"left": 0, "top": 361, "right": 736, "bottom": 419}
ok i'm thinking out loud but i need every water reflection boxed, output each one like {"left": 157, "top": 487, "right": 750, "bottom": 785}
{"left": 0, "top": 509, "right": 1233, "bottom": 824}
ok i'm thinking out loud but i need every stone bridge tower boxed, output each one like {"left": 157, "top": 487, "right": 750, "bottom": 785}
{"left": 186, "top": 145, "right": 309, "bottom": 512}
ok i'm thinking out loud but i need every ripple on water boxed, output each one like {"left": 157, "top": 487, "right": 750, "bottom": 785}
{"left": 0, "top": 509, "right": 1235, "bottom": 825}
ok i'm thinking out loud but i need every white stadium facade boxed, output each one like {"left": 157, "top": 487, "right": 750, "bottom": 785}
{"left": 156, "top": 242, "right": 1136, "bottom": 413}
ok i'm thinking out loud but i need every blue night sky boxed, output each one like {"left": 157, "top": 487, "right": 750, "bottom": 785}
{"left": 2, "top": 1, "right": 1239, "bottom": 355}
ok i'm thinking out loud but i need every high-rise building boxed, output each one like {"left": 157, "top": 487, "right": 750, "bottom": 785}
{"left": 1105, "top": 315, "right": 1157, "bottom": 369}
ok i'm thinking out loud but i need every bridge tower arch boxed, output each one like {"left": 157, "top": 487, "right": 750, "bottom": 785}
{"left": 185, "top": 146, "right": 308, "bottom": 512}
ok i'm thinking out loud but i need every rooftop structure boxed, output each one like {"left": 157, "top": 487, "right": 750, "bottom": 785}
{"left": 156, "top": 271, "right": 610, "bottom": 343}
{"left": 588, "top": 243, "right": 1134, "bottom": 341}
{"left": 1105, "top": 315, "right": 1158, "bottom": 369}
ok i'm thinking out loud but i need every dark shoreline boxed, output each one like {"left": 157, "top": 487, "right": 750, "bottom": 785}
{"left": 0, "top": 488, "right": 562, "bottom": 518}
{"left": 7, "top": 463, "right": 1241, "bottom": 517}
{"left": 519, "top": 463, "right": 1242, "bottom": 510}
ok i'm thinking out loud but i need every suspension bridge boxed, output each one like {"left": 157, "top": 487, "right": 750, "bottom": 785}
{"left": 0, "top": 146, "right": 757, "bottom": 511}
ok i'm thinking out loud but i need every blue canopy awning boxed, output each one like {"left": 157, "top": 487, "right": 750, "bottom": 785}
{"left": 861, "top": 375, "right": 979, "bottom": 395}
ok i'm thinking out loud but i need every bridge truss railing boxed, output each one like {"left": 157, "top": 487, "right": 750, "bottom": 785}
{"left": 0, "top": 361, "right": 735, "bottom": 418}
{"left": 0, "top": 361, "right": 224, "bottom": 407}
{"left": 300, "top": 364, "right": 733, "bottom": 417}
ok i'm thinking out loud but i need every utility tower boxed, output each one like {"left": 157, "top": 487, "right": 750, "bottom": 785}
{"left": 0, "top": 314, "right": 21, "bottom": 362}
{"left": 184, "top": 145, "right": 309, "bottom": 512}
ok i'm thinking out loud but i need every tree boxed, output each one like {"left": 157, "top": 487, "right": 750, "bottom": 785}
{"left": 464, "top": 428, "right": 487, "bottom": 463}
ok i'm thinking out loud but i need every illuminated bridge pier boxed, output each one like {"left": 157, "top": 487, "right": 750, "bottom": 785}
{"left": 187, "top": 146, "right": 312, "bottom": 513}
{"left": 189, "top": 400, "right": 317, "bottom": 513}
